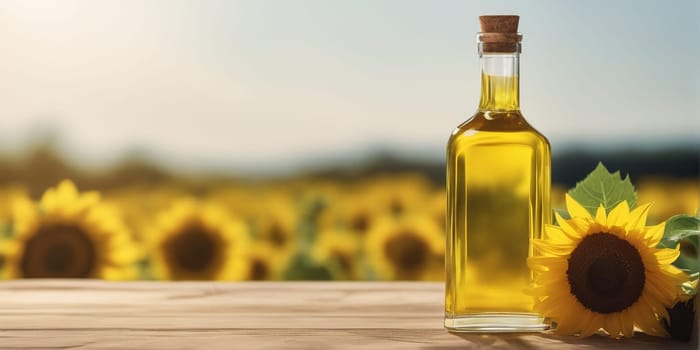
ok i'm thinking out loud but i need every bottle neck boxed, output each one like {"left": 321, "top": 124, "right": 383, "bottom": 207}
{"left": 478, "top": 53, "right": 520, "bottom": 112}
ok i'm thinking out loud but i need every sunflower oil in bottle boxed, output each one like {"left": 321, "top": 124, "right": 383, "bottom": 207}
{"left": 444, "top": 15, "right": 551, "bottom": 332}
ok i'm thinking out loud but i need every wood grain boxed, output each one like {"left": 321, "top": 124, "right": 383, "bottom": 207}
{"left": 0, "top": 281, "right": 693, "bottom": 349}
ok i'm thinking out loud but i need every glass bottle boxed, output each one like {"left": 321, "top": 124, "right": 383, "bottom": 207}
{"left": 444, "top": 15, "right": 551, "bottom": 332}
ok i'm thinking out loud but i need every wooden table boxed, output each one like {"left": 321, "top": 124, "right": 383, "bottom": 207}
{"left": 0, "top": 281, "right": 693, "bottom": 349}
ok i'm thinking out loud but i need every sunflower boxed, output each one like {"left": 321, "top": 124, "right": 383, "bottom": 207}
{"left": 0, "top": 180, "right": 139, "bottom": 279}
{"left": 312, "top": 230, "right": 361, "bottom": 280}
{"left": 252, "top": 194, "right": 298, "bottom": 257}
{"left": 322, "top": 193, "right": 380, "bottom": 234}
{"left": 103, "top": 183, "right": 186, "bottom": 241}
{"left": 359, "top": 173, "right": 433, "bottom": 217}
{"left": 246, "top": 242, "right": 287, "bottom": 280}
{"left": 0, "top": 184, "right": 29, "bottom": 219}
{"left": 0, "top": 184, "right": 30, "bottom": 238}
{"left": 148, "top": 198, "right": 251, "bottom": 280}
{"left": 205, "top": 183, "right": 262, "bottom": 223}
{"left": 316, "top": 174, "right": 432, "bottom": 235}
{"left": 528, "top": 194, "right": 689, "bottom": 338}
{"left": 426, "top": 189, "right": 446, "bottom": 233}
{"left": 366, "top": 215, "right": 444, "bottom": 280}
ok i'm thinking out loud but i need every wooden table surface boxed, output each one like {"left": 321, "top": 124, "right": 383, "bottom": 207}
{"left": 0, "top": 281, "right": 694, "bottom": 349}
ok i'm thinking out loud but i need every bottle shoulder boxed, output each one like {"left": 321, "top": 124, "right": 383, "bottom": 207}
{"left": 448, "top": 111, "right": 550, "bottom": 148}
{"left": 451, "top": 111, "right": 547, "bottom": 136}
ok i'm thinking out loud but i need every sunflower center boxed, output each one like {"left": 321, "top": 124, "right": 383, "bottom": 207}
{"left": 334, "top": 251, "right": 353, "bottom": 274}
{"left": 385, "top": 232, "right": 428, "bottom": 273}
{"left": 389, "top": 199, "right": 404, "bottom": 215}
{"left": 268, "top": 222, "right": 287, "bottom": 247}
{"left": 250, "top": 259, "right": 268, "bottom": 280}
{"left": 166, "top": 227, "right": 218, "bottom": 273}
{"left": 350, "top": 212, "right": 370, "bottom": 232}
{"left": 21, "top": 225, "right": 96, "bottom": 278}
{"left": 567, "top": 233, "right": 645, "bottom": 314}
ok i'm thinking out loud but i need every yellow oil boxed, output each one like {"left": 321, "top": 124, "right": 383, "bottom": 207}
{"left": 445, "top": 73, "right": 550, "bottom": 331}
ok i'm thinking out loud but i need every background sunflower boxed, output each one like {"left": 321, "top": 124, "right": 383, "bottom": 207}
{"left": 312, "top": 229, "right": 361, "bottom": 280}
{"left": 365, "top": 215, "right": 444, "bottom": 281}
{"left": 148, "top": 198, "right": 251, "bottom": 281}
{"left": 252, "top": 194, "right": 299, "bottom": 258}
{"left": 0, "top": 180, "right": 139, "bottom": 280}
{"left": 246, "top": 242, "right": 288, "bottom": 280}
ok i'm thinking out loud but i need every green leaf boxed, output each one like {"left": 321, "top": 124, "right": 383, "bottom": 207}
{"left": 567, "top": 162, "right": 637, "bottom": 215}
{"left": 282, "top": 253, "right": 333, "bottom": 281}
{"left": 659, "top": 214, "right": 699, "bottom": 274}
{"left": 554, "top": 208, "right": 570, "bottom": 220}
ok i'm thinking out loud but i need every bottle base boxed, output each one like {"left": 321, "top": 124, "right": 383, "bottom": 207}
{"left": 444, "top": 312, "right": 549, "bottom": 333}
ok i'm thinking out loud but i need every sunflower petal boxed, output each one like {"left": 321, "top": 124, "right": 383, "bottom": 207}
{"left": 595, "top": 205, "right": 607, "bottom": 226}
{"left": 579, "top": 317, "right": 600, "bottom": 337}
{"left": 0, "top": 240, "right": 20, "bottom": 257}
{"left": 532, "top": 239, "right": 572, "bottom": 256}
{"left": 567, "top": 301, "right": 597, "bottom": 337}
{"left": 528, "top": 256, "right": 567, "bottom": 268}
{"left": 604, "top": 314, "right": 622, "bottom": 338}
{"left": 607, "top": 201, "right": 630, "bottom": 228}
{"left": 57, "top": 179, "right": 78, "bottom": 196}
{"left": 629, "top": 302, "right": 664, "bottom": 337}
{"left": 645, "top": 278, "right": 677, "bottom": 305}
{"left": 618, "top": 311, "right": 634, "bottom": 338}
{"left": 40, "top": 188, "right": 59, "bottom": 211}
{"left": 533, "top": 272, "right": 567, "bottom": 285}
{"left": 653, "top": 247, "right": 680, "bottom": 265}
{"left": 554, "top": 213, "right": 585, "bottom": 240}
{"left": 565, "top": 194, "right": 593, "bottom": 220}
{"left": 639, "top": 296, "right": 670, "bottom": 336}
{"left": 627, "top": 202, "right": 652, "bottom": 231}
{"left": 544, "top": 225, "right": 575, "bottom": 244}
{"left": 568, "top": 217, "right": 591, "bottom": 236}
{"left": 583, "top": 313, "right": 605, "bottom": 337}
{"left": 12, "top": 198, "right": 38, "bottom": 235}
{"left": 534, "top": 296, "right": 559, "bottom": 315}
{"left": 643, "top": 222, "right": 665, "bottom": 247}
{"left": 640, "top": 293, "right": 672, "bottom": 319}
{"left": 660, "top": 264, "right": 690, "bottom": 284}
{"left": 554, "top": 316, "right": 579, "bottom": 336}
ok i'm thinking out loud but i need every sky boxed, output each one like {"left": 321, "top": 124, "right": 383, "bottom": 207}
{"left": 0, "top": 0, "right": 698, "bottom": 174}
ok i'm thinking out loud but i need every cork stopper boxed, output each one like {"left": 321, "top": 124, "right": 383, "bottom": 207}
{"left": 478, "top": 15, "right": 522, "bottom": 53}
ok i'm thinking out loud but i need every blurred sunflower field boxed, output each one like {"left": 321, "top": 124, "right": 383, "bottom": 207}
{"left": 0, "top": 146, "right": 696, "bottom": 282}
{"left": 0, "top": 172, "right": 449, "bottom": 281}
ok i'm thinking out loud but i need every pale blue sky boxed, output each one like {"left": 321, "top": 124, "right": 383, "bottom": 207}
{"left": 0, "top": 0, "right": 698, "bottom": 173}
